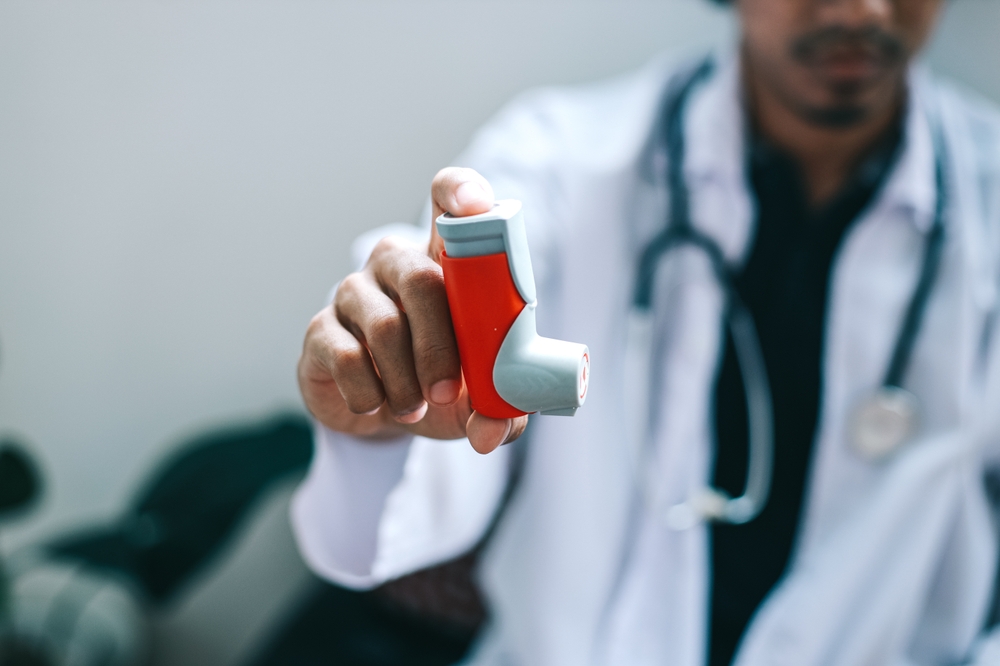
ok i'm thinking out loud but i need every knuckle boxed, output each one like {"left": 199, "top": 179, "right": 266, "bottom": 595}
{"left": 304, "top": 310, "right": 339, "bottom": 362}
{"left": 370, "top": 235, "right": 407, "bottom": 261}
{"left": 388, "top": 386, "right": 424, "bottom": 411}
{"left": 415, "top": 336, "right": 457, "bottom": 365}
{"left": 329, "top": 350, "right": 384, "bottom": 413}
{"left": 330, "top": 345, "right": 366, "bottom": 377}
{"left": 367, "top": 311, "right": 406, "bottom": 347}
{"left": 400, "top": 263, "right": 444, "bottom": 297}
{"left": 305, "top": 309, "right": 328, "bottom": 338}
{"left": 336, "top": 272, "right": 365, "bottom": 301}
{"left": 346, "top": 394, "right": 382, "bottom": 415}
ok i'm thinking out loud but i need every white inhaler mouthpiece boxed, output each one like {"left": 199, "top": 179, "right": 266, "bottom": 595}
{"left": 437, "top": 200, "right": 590, "bottom": 418}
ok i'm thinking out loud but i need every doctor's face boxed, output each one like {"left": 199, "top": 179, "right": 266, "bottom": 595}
{"left": 736, "top": 0, "right": 944, "bottom": 127}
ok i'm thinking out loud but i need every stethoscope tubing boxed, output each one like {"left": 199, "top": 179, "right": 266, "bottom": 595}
{"left": 882, "top": 138, "right": 947, "bottom": 389}
{"left": 630, "top": 56, "right": 948, "bottom": 527}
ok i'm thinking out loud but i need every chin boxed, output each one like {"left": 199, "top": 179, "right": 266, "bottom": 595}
{"left": 794, "top": 73, "right": 899, "bottom": 129}
{"left": 798, "top": 103, "right": 871, "bottom": 129}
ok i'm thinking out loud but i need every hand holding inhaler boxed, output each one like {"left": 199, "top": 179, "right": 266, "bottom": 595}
{"left": 297, "top": 168, "right": 587, "bottom": 454}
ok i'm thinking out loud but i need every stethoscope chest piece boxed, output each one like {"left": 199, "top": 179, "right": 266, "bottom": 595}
{"left": 849, "top": 386, "right": 919, "bottom": 460}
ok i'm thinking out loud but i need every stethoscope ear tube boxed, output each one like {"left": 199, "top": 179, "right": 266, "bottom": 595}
{"left": 628, "top": 57, "right": 778, "bottom": 529}
{"left": 716, "top": 295, "right": 774, "bottom": 523}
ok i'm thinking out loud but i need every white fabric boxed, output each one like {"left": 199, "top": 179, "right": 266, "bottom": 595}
{"left": 292, "top": 50, "right": 1000, "bottom": 665}
{"left": 970, "top": 626, "right": 1000, "bottom": 665}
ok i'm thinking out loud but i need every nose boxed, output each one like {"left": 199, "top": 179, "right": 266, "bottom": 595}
{"left": 816, "top": 0, "right": 894, "bottom": 26}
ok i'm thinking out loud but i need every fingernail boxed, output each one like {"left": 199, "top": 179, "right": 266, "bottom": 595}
{"left": 395, "top": 401, "right": 428, "bottom": 424}
{"left": 429, "top": 379, "right": 460, "bottom": 405}
{"left": 454, "top": 181, "right": 489, "bottom": 210}
{"left": 362, "top": 405, "right": 381, "bottom": 416}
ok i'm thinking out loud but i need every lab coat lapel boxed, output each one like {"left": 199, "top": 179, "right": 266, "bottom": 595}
{"left": 646, "top": 55, "right": 756, "bottom": 503}
{"left": 612, "top": 59, "right": 995, "bottom": 666}
{"left": 468, "top": 54, "right": 997, "bottom": 666}
{"left": 472, "top": 57, "right": 686, "bottom": 666}
{"left": 684, "top": 56, "right": 755, "bottom": 266}
{"left": 598, "top": 56, "right": 755, "bottom": 666}
{"left": 735, "top": 75, "right": 997, "bottom": 666}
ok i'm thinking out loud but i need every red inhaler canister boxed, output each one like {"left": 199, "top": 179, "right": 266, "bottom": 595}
{"left": 437, "top": 200, "right": 590, "bottom": 419}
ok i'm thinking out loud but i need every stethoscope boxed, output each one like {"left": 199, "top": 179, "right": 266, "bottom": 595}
{"left": 625, "top": 59, "right": 948, "bottom": 529}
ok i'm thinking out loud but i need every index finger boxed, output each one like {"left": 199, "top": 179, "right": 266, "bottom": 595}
{"left": 429, "top": 167, "right": 495, "bottom": 262}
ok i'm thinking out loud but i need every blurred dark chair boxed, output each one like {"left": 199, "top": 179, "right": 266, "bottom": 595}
{"left": 44, "top": 413, "right": 483, "bottom": 665}
{"left": 47, "top": 414, "right": 313, "bottom": 603}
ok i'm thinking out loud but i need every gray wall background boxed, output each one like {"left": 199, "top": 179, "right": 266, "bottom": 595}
{"left": 1, "top": 1, "right": 998, "bottom": 663}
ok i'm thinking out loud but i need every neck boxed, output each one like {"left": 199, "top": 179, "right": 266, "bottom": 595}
{"left": 743, "top": 58, "right": 904, "bottom": 208}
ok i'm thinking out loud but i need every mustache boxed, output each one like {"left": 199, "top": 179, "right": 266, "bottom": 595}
{"left": 791, "top": 25, "right": 906, "bottom": 67}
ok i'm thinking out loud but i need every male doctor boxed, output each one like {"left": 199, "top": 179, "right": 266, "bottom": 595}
{"left": 291, "top": 0, "right": 1000, "bottom": 663}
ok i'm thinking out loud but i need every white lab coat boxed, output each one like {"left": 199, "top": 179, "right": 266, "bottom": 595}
{"left": 291, "top": 52, "right": 1000, "bottom": 665}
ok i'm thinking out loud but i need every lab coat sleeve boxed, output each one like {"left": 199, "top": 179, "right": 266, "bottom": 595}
{"left": 290, "top": 424, "right": 511, "bottom": 589}
{"left": 293, "top": 221, "right": 509, "bottom": 589}
{"left": 292, "top": 222, "right": 513, "bottom": 589}
{"left": 969, "top": 626, "right": 1000, "bottom": 665}
{"left": 978, "top": 277, "right": 1000, "bottom": 467}
{"left": 290, "top": 90, "right": 564, "bottom": 589}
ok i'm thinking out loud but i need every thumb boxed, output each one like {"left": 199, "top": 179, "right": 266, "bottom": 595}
{"left": 466, "top": 412, "right": 528, "bottom": 454}
{"left": 429, "top": 167, "right": 495, "bottom": 262}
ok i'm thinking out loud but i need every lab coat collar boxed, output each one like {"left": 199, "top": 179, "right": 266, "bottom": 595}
{"left": 876, "top": 67, "right": 939, "bottom": 233}
{"left": 677, "top": 53, "right": 939, "bottom": 242}
{"left": 683, "top": 53, "right": 746, "bottom": 189}
{"left": 681, "top": 54, "right": 754, "bottom": 265}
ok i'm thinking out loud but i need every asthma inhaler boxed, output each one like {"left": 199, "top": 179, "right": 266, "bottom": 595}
{"left": 437, "top": 200, "right": 590, "bottom": 419}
